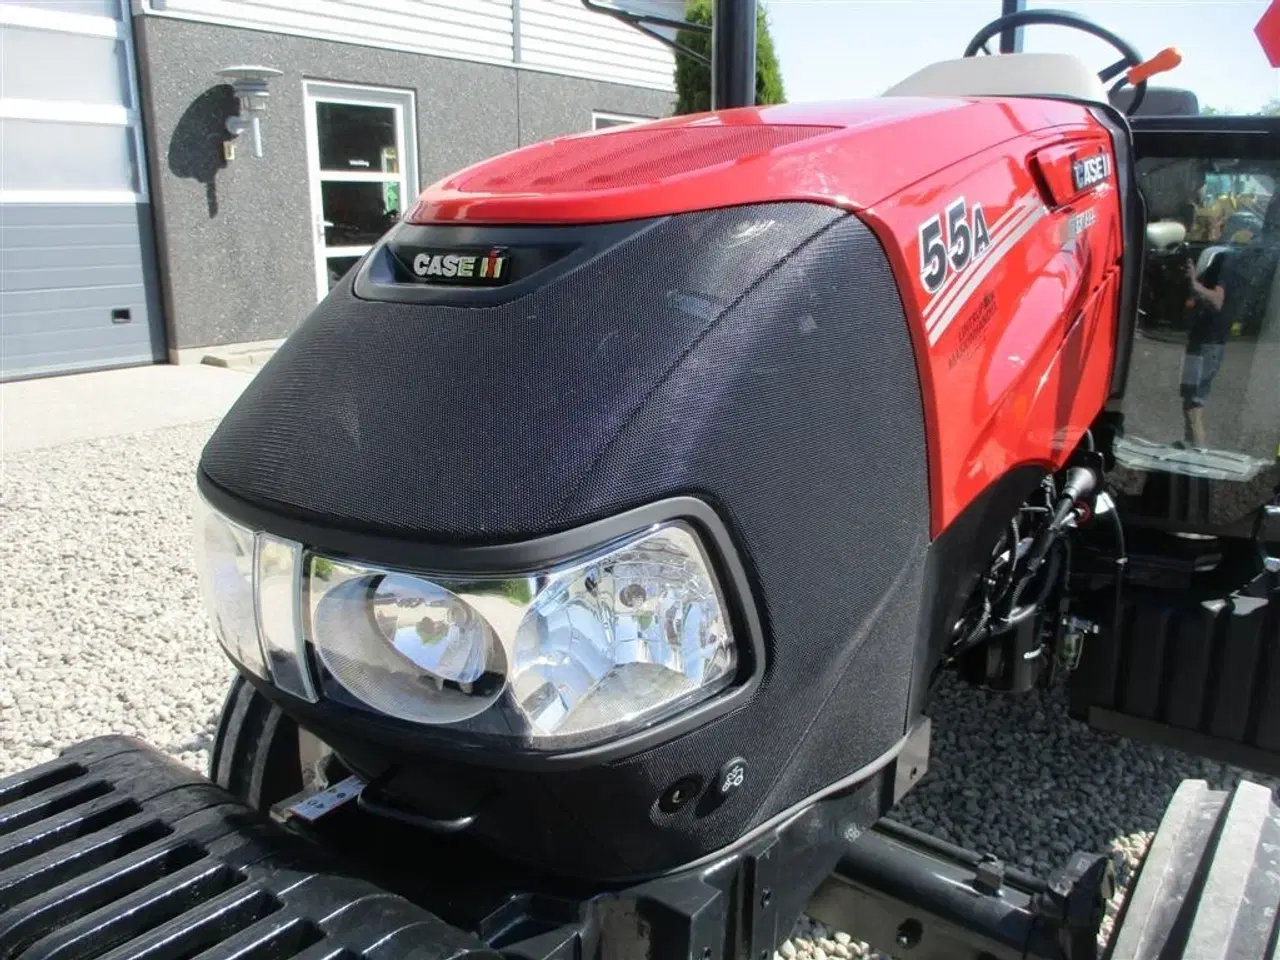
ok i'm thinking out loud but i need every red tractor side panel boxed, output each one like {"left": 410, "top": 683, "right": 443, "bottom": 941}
{"left": 858, "top": 123, "right": 1124, "bottom": 534}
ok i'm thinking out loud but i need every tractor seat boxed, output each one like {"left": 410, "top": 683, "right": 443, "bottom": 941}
{"left": 1147, "top": 221, "right": 1188, "bottom": 252}
{"left": 883, "top": 53, "right": 1108, "bottom": 103}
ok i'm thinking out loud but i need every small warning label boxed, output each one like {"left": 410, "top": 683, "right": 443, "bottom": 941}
{"left": 947, "top": 291, "right": 998, "bottom": 370}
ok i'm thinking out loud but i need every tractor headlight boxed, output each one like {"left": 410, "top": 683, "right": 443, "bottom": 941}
{"left": 308, "top": 561, "right": 510, "bottom": 726}
{"left": 193, "top": 494, "right": 266, "bottom": 680}
{"left": 508, "top": 525, "right": 734, "bottom": 740}
{"left": 194, "top": 494, "right": 739, "bottom": 751}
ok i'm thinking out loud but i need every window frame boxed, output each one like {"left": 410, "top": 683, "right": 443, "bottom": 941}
{"left": 591, "top": 111, "right": 653, "bottom": 131}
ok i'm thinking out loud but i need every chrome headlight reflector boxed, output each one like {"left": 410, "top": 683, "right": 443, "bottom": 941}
{"left": 510, "top": 525, "right": 734, "bottom": 740}
{"left": 309, "top": 560, "right": 508, "bottom": 726}
{"left": 194, "top": 494, "right": 739, "bottom": 751}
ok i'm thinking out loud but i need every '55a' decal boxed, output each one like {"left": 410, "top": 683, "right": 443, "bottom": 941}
{"left": 918, "top": 198, "right": 991, "bottom": 295}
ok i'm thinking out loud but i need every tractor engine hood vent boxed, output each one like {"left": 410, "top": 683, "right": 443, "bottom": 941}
{"left": 443, "top": 124, "right": 839, "bottom": 195}
{"left": 400, "top": 98, "right": 1081, "bottom": 227}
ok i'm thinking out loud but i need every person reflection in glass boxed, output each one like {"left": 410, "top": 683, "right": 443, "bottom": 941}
{"left": 1180, "top": 250, "right": 1227, "bottom": 448}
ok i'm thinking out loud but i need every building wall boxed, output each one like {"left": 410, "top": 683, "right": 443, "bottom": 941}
{"left": 517, "top": 68, "right": 663, "bottom": 147}
{"left": 139, "top": 0, "right": 676, "bottom": 92}
{"left": 133, "top": 14, "right": 672, "bottom": 353}
{"left": 516, "top": 0, "right": 673, "bottom": 90}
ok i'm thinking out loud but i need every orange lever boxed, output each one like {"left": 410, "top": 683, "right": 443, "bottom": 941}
{"left": 1127, "top": 46, "right": 1183, "bottom": 85}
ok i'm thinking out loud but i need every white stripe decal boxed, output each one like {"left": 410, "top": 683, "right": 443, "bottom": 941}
{"left": 928, "top": 203, "right": 1047, "bottom": 347}
{"left": 923, "top": 193, "right": 1038, "bottom": 330}
{"left": 923, "top": 204, "right": 1035, "bottom": 336}
{"left": 917, "top": 194, "right": 1027, "bottom": 308}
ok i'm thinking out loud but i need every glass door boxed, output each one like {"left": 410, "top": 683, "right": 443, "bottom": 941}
{"left": 303, "top": 82, "right": 418, "bottom": 298}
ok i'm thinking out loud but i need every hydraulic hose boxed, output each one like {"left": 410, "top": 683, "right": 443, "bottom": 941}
{"left": 994, "top": 538, "right": 1067, "bottom": 633}
{"left": 950, "top": 465, "right": 1098, "bottom": 657}
{"left": 1011, "top": 466, "right": 1098, "bottom": 608}
{"left": 952, "top": 594, "right": 993, "bottom": 658}
{"left": 993, "top": 517, "right": 1021, "bottom": 602}
{"left": 1106, "top": 487, "right": 1128, "bottom": 650}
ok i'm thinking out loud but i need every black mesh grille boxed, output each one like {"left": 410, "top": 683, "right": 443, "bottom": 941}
{"left": 0, "top": 738, "right": 497, "bottom": 960}
{"left": 201, "top": 205, "right": 844, "bottom": 539}
{"left": 200, "top": 202, "right": 931, "bottom": 878}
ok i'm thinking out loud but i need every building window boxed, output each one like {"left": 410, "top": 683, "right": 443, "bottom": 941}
{"left": 592, "top": 111, "right": 652, "bottom": 130}
{"left": 302, "top": 80, "right": 418, "bottom": 299}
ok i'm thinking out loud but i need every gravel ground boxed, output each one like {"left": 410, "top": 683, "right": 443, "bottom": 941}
{"left": 778, "top": 675, "right": 1279, "bottom": 959}
{"left": 2, "top": 419, "right": 1276, "bottom": 958}
{"left": 0, "top": 420, "right": 234, "bottom": 777}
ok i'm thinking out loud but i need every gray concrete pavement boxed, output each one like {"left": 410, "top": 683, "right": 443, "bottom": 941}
{"left": 0, "top": 364, "right": 253, "bottom": 455}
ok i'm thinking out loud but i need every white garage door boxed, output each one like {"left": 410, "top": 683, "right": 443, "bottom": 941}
{"left": 0, "top": 0, "right": 163, "bottom": 381}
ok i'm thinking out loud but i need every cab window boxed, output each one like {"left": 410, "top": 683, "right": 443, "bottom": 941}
{"left": 1113, "top": 122, "right": 1279, "bottom": 531}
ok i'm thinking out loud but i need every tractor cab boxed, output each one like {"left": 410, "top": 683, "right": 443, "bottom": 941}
{"left": 1067, "top": 112, "right": 1280, "bottom": 780}
{"left": 887, "top": 13, "right": 1279, "bottom": 516}
{"left": 887, "top": 14, "right": 1279, "bottom": 541}
{"left": 893, "top": 17, "right": 1280, "bottom": 524}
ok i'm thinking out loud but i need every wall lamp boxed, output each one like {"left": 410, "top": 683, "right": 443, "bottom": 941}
{"left": 216, "top": 65, "right": 283, "bottom": 160}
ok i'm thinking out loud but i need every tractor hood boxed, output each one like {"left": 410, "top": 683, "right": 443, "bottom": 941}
{"left": 404, "top": 97, "right": 1090, "bottom": 225}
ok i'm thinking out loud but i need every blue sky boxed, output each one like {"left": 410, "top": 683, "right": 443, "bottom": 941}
{"left": 762, "top": 0, "right": 1279, "bottom": 113}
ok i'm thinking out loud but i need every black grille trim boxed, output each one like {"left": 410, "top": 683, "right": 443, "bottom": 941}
{"left": 0, "top": 780, "right": 114, "bottom": 838}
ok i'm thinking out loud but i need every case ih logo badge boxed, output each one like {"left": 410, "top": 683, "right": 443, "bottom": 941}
{"left": 1071, "top": 152, "right": 1111, "bottom": 193}
{"left": 410, "top": 248, "right": 510, "bottom": 285}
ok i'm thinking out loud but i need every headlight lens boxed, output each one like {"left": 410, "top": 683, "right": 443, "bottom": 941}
{"left": 193, "top": 494, "right": 266, "bottom": 679}
{"left": 510, "top": 526, "right": 734, "bottom": 739}
{"left": 195, "top": 494, "right": 739, "bottom": 751}
{"left": 309, "top": 561, "right": 508, "bottom": 725}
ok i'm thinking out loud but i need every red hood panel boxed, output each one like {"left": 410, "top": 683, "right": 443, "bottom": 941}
{"left": 452, "top": 124, "right": 839, "bottom": 194}
{"left": 406, "top": 97, "right": 1095, "bottom": 225}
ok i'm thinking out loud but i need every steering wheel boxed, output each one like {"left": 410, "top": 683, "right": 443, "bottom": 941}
{"left": 963, "top": 9, "right": 1148, "bottom": 116}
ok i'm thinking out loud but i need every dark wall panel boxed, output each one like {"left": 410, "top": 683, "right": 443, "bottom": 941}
{"left": 517, "top": 69, "right": 671, "bottom": 142}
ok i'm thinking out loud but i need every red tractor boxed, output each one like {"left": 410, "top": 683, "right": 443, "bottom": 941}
{"left": 2, "top": 5, "right": 1277, "bottom": 959}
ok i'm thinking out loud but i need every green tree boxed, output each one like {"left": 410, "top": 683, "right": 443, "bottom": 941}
{"left": 674, "top": 0, "right": 786, "bottom": 115}
{"left": 1201, "top": 100, "right": 1279, "bottom": 116}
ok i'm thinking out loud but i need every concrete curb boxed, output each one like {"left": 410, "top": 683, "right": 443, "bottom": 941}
{"left": 168, "top": 338, "right": 286, "bottom": 370}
